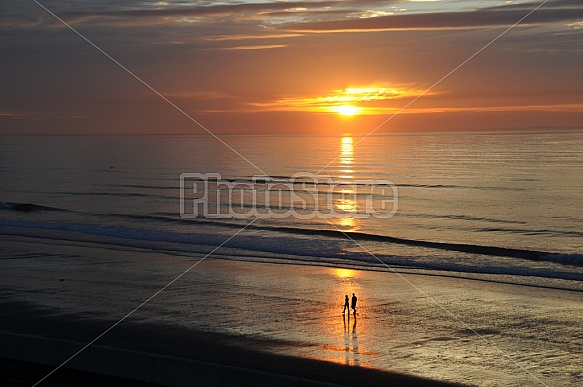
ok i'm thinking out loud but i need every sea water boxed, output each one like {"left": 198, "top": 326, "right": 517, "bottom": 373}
{"left": 0, "top": 131, "right": 582, "bottom": 289}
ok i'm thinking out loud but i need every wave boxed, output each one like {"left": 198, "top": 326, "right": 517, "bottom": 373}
{"left": 0, "top": 202, "right": 64, "bottom": 212}
{"left": 544, "top": 254, "right": 583, "bottom": 265}
{"left": 109, "top": 213, "right": 582, "bottom": 264}
{"left": 2, "top": 201, "right": 580, "bottom": 268}
{"left": 2, "top": 219, "right": 583, "bottom": 290}
{"left": 409, "top": 213, "right": 528, "bottom": 225}
{"left": 106, "top": 184, "right": 178, "bottom": 190}
{"left": 0, "top": 220, "right": 351, "bottom": 262}
{"left": 227, "top": 176, "right": 467, "bottom": 190}
{"left": 53, "top": 191, "right": 172, "bottom": 200}
{"left": 242, "top": 176, "right": 525, "bottom": 191}
{"left": 245, "top": 226, "right": 549, "bottom": 260}
{"left": 476, "top": 227, "right": 583, "bottom": 238}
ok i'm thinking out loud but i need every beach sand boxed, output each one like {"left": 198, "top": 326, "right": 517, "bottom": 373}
{"left": 0, "top": 233, "right": 582, "bottom": 386}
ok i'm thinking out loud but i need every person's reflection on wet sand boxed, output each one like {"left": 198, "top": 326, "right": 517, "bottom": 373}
{"left": 351, "top": 313, "right": 360, "bottom": 365}
{"left": 343, "top": 311, "right": 360, "bottom": 366}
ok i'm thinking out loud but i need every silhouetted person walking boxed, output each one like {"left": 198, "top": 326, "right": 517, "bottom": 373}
{"left": 351, "top": 293, "right": 357, "bottom": 314}
{"left": 342, "top": 295, "right": 350, "bottom": 314}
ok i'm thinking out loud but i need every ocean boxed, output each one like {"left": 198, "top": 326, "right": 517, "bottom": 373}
{"left": 1, "top": 131, "right": 582, "bottom": 290}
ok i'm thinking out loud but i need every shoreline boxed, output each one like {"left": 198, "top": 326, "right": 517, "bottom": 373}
{"left": 211, "top": 254, "right": 583, "bottom": 293}
{"left": 0, "top": 236, "right": 582, "bottom": 385}
{"left": 1, "top": 228, "right": 582, "bottom": 293}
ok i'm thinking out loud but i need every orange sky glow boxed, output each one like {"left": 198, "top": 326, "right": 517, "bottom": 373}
{"left": 1, "top": 0, "right": 582, "bottom": 135}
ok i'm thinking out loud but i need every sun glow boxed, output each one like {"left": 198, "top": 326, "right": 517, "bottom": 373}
{"left": 251, "top": 85, "right": 427, "bottom": 115}
{"left": 333, "top": 268, "right": 356, "bottom": 279}
{"left": 335, "top": 105, "right": 360, "bottom": 116}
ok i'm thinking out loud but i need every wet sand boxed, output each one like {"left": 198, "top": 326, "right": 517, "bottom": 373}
{"left": 0, "top": 234, "right": 582, "bottom": 386}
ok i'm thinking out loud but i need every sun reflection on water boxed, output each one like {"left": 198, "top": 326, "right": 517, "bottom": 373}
{"left": 335, "top": 136, "right": 359, "bottom": 231}
{"left": 339, "top": 216, "right": 356, "bottom": 229}
{"left": 340, "top": 136, "right": 354, "bottom": 166}
{"left": 334, "top": 268, "right": 356, "bottom": 279}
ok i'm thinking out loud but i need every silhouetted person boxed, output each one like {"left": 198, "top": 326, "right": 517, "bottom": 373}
{"left": 351, "top": 293, "right": 357, "bottom": 314}
{"left": 342, "top": 295, "right": 349, "bottom": 314}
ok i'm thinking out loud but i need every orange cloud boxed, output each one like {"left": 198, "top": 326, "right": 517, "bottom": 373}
{"left": 405, "top": 103, "right": 583, "bottom": 114}
{"left": 204, "top": 33, "right": 303, "bottom": 41}
{"left": 250, "top": 85, "right": 429, "bottom": 114}
{"left": 225, "top": 44, "right": 287, "bottom": 50}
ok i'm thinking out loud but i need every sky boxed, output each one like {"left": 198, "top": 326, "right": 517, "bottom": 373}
{"left": 1, "top": 0, "right": 582, "bottom": 135}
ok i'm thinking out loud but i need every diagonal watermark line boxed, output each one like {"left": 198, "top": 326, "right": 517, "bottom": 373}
{"left": 32, "top": 0, "right": 268, "bottom": 178}
{"left": 316, "top": 0, "right": 550, "bottom": 175}
{"left": 324, "top": 219, "right": 549, "bottom": 386}
{"left": 32, "top": 218, "right": 258, "bottom": 387}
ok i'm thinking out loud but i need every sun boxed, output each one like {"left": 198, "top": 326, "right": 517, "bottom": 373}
{"left": 334, "top": 105, "right": 360, "bottom": 116}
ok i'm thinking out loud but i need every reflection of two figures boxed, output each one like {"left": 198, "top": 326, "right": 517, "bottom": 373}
{"left": 342, "top": 297, "right": 359, "bottom": 366}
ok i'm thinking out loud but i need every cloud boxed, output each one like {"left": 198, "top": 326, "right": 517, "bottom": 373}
{"left": 401, "top": 104, "right": 583, "bottom": 115}
{"left": 204, "top": 33, "right": 303, "bottom": 41}
{"left": 225, "top": 44, "right": 287, "bottom": 50}
{"left": 0, "top": 112, "right": 31, "bottom": 119}
{"left": 0, "top": 111, "right": 84, "bottom": 120}
{"left": 0, "top": 1, "right": 344, "bottom": 30}
{"left": 57, "top": 1, "right": 339, "bottom": 21}
{"left": 348, "top": 10, "right": 394, "bottom": 19}
{"left": 567, "top": 21, "right": 583, "bottom": 29}
{"left": 20, "top": 0, "right": 411, "bottom": 29}
{"left": 282, "top": 2, "right": 583, "bottom": 32}
{"left": 249, "top": 85, "right": 430, "bottom": 114}
{"left": 1, "top": 0, "right": 581, "bottom": 134}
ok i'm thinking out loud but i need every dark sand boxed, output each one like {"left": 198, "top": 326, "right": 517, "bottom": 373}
{"left": 0, "top": 299, "right": 460, "bottom": 386}
{"left": 0, "top": 357, "right": 164, "bottom": 386}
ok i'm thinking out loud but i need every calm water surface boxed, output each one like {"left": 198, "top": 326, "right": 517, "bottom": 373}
{"left": 1, "top": 131, "right": 582, "bottom": 286}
